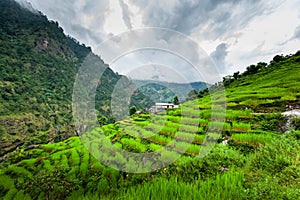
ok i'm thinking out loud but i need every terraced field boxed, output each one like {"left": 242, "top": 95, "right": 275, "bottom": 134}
{"left": 0, "top": 52, "right": 300, "bottom": 199}
{"left": 0, "top": 102, "right": 279, "bottom": 199}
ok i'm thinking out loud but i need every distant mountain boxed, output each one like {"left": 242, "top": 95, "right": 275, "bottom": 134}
{"left": 133, "top": 80, "right": 209, "bottom": 103}
{"left": 0, "top": 0, "right": 152, "bottom": 156}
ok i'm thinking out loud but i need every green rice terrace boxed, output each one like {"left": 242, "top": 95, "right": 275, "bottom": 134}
{"left": 0, "top": 52, "right": 300, "bottom": 199}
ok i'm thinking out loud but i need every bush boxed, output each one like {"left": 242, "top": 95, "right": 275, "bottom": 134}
{"left": 293, "top": 118, "right": 300, "bottom": 130}
{"left": 22, "top": 166, "right": 80, "bottom": 199}
{"left": 255, "top": 114, "right": 284, "bottom": 131}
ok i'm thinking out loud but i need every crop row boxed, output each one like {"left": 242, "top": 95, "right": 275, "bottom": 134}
{"left": 231, "top": 133, "right": 274, "bottom": 145}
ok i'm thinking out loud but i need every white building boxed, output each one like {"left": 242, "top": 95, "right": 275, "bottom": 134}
{"left": 149, "top": 103, "right": 179, "bottom": 113}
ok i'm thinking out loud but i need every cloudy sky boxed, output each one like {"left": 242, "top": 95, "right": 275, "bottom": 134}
{"left": 21, "top": 0, "right": 300, "bottom": 83}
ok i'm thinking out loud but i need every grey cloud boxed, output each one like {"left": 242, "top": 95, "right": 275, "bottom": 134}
{"left": 119, "top": 0, "right": 133, "bottom": 30}
{"left": 100, "top": 28, "right": 221, "bottom": 83}
{"left": 210, "top": 43, "right": 228, "bottom": 72}
{"left": 279, "top": 24, "right": 300, "bottom": 45}
{"left": 15, "top": 0, "right": 39, "bottom": 14}
{"left": 26, "top": 0, "right": 109, "bottom": 47}
{"left": 25, "top": 0, "right": 282, "bottom": 48}
{"left": 293, "top": 25, "right": 300, "bottom": 39}
{"left": 70, "top": 24, "right": 103, "bottom": 45}
{"left": 130, "top": 0, "right": 280, "bottom": 40}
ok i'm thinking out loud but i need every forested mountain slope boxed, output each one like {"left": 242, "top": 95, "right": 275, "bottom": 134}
{"left": 0, "top": 0, "right": 152, "bottom": 156}
{"left": 133, "top": 80, "right": 208, "bottom": 103}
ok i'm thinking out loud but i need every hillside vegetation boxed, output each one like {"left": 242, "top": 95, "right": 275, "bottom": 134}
{"left": 1, "top": 51, "right": 300, "bottom": 199}
{"left": 0, "top": 0, "right": 152, "bottom": 156}
{"left": 133, "top": 80, "right": 208, "bottom": 103}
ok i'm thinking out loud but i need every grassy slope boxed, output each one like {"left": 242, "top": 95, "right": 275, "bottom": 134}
{"left": 225, "top": 53, "right": 300, "bottom": 112}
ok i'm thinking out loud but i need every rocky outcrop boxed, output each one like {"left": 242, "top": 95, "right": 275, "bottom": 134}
{"left": 279, "top": 104, "right": 300, "bottom": 133}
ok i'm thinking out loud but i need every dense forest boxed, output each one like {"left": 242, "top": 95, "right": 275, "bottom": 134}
{"left": 0, "top": 0, "right": 300, "bottom": 199}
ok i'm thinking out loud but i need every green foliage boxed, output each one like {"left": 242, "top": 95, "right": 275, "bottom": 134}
{"left": 99, "top": 171, "right": 245, "bottom": 200}
{"left": 129, "top": 106, "right": 137, "bottom": 116}
{"left": 22, "top": 166, "right": 80, "bottom": 200}
{"left": 187, "top": 89, "right": 198, "bottom": 100}
{"left": 293, "top": 118, "right": 300, "bottom": 130}
{"left": 254, "top": 113, "right": 284, "bottom": 131}
{"left": 173, "top": 96, "right": 179, "bottom": 105}
{"left": 97, "top": 115, "right": 108, "bottom": 127}
{"left": 249, "top": 135, "right": 300, "bottom": 175}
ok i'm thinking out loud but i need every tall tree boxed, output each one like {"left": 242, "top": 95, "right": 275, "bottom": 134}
{"left": 173, "top": 96, "right": 179, "bottom": 105}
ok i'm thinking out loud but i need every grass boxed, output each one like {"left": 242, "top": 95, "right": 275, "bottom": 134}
{"left": 72, "top": 170, "right": 245, "bottom": 200}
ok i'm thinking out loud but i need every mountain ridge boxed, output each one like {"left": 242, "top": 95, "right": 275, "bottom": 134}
{"left": 133, "top": 79, "right": 209, "bottom": 103}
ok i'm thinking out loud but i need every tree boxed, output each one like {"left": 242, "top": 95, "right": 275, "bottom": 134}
{"left": 129, "top": 106, "right": 137, "bottom": 116}
{"left": 223, "top": 76, "right": 234, "bottom": 87}
{"left": 273, "top": 55, "right": 285, "bottom": 63}
{"left": 97, "top": 115, "right": 108, "bottom": 126}
{"left": 173, "top": 96, "right": 179, "bottom": 105}
{"left": 233, "top": 71, "right": 240, "bottom": 80}
{"left": 256, "top": 62, "right": 267, "bottom": 70}
{"left": 198, "top": 88, "right": 209, "bottom": 98}
{"left": 187, "top": 90, "right": 198, "bottom": 100}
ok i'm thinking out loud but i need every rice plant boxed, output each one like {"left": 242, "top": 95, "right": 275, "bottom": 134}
{"left": 232, "top": 122, "right": 251, "bottom": 132}
{"left": 61, "top": 154, "right": 70, "bottom": 169}
{"left": 149, "top": 134, "right": 172, "bottom": 145}
{"left": 175, "top": 131, "right": 195, "bottom": 143}
{"left": 179, "top": 124, "right": 198, "bottom": 133}
{"left": 79, "top": 149, "right": 90, "bottom": 177}
{"left": 121, "top": 138, "right": 147, "bottom": 153}
{"left": 160, "top": 150, "right": 180, "bottom": 163}
{"left": 186, "top": 144, "right": 201, "bottom": 155}
{"left": 149, "top": 143, "right": 163, "bottom": 152}
{"left": 231, "top": 133, "right": 274, "bottom": 145}
{"left": 181, "top": 117, "right": 200, "bottom": 126}
{"left": 70, "top": 149, "right": 81, "bottom": 166}
{"left": 7, "top": 166, "right": 32, "bottom": 177}
{"left": 42, "top": 159, "right": 54, "bottom": 171}
{"left": 159, "top": 126, "right": 177, "bottom": 137}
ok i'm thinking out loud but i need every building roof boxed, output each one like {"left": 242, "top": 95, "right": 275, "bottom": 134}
{"left": 155, "top": 103, "right": 175, "bottom": 106}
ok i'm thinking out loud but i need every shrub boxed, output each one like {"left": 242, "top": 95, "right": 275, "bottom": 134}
{"left": 22, "top": 167, "right": 80, "bottom": 200}
{"left": 293, "top": 118, "right": 300, "bottom": 130}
